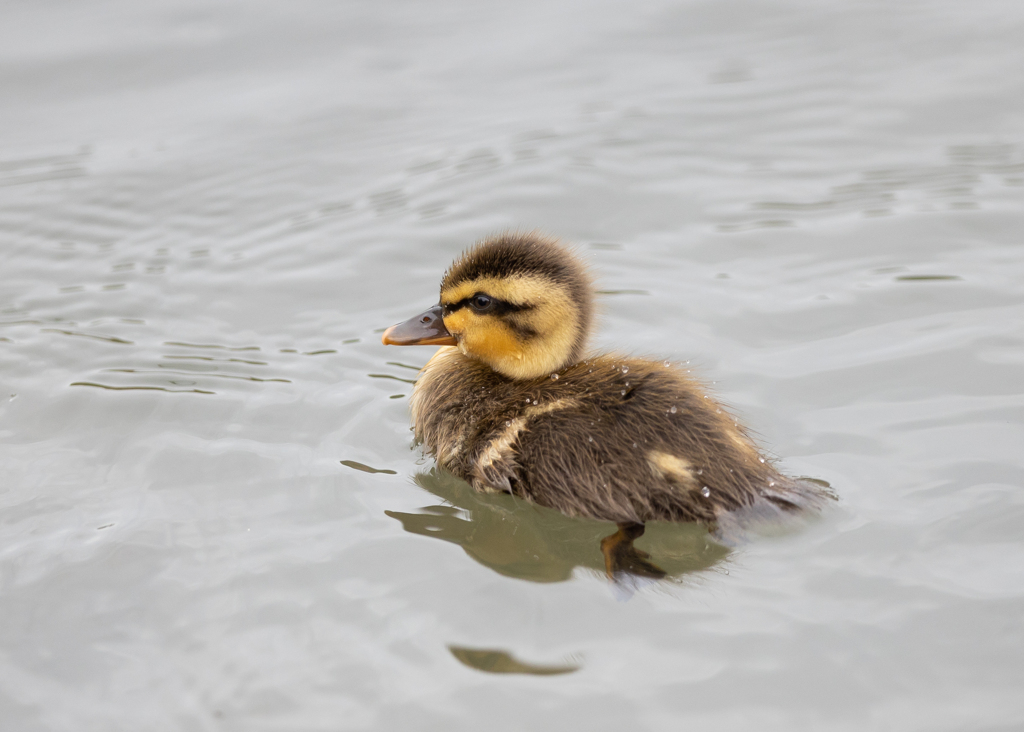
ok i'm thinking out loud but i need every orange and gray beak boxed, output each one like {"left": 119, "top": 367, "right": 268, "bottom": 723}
{"left": 381, "top": 304, "right": 457, "bottom": 346}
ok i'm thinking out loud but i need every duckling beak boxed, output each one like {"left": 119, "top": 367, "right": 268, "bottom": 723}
{"left": 381, "top": 304, "right": 457, "bottom": 346}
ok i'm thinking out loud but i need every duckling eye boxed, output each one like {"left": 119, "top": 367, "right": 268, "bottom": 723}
{"left": 471, "top": 294, "right": 495, "bottom": 312}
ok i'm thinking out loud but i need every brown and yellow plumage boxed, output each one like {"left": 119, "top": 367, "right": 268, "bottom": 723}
{"left": 383, "top": 232, "right": 833, "bottom": 577}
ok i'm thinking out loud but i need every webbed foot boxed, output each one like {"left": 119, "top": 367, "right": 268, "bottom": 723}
{"left": 600, "top": 523, "right": 666, "bottom": 581}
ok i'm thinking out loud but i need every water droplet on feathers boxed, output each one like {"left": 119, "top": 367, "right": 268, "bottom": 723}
{"left": 669, "top": 406, "right": 677, "bottom": 414}
{"left": 701, "top": 486, "right": 711, "bottom": 497}
{"left": 550, "top": 373, "right": 559, "bottom": 380}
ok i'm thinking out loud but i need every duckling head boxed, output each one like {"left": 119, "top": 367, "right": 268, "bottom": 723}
{"left": 383, "top": 233, "right": 594, "bottom": 380}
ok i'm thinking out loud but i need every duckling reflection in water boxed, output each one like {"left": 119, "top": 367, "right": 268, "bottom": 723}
{"left": 382, "top": 232, "right": 834, "bottom": 583}
{"left": 386, "top": 469, "right": 728, "bottom": 585}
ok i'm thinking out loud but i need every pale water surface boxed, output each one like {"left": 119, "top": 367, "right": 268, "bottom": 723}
{"left": 2, "top": 1, "right": 1023, "bottom": 730}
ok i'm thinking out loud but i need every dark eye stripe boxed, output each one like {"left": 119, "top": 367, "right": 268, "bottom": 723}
{"left": 443, "top": 295, "right": 533, "bottom": 316}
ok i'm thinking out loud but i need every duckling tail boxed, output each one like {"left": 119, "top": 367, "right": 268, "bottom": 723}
{"left": 712, "top": 476, "right": 837, "bottom": 546}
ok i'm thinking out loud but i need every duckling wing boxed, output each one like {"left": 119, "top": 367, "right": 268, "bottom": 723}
{"left": 466, "top": 417, "right": 525, "bottom": 495}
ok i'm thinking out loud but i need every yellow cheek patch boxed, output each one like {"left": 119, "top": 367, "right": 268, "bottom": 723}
{"left": 463, "top": 318, "right": 523, "bottom": 364}
{"left": 444, "top": 309, "right": 524, "bottom": 364}
{"left": 443, "top": 309, "right": 471, "bottom": 335}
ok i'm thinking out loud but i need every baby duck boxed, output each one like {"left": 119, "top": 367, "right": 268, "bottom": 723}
{"left": 383, "top": 232, "right": 832, "bottom": 578}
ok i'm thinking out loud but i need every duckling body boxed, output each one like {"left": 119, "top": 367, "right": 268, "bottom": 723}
{"left": 412, "top": 348, "right": 819, "bottom": 526}
{"left": 384, "top": 233, "right": 831, "bottom": 559}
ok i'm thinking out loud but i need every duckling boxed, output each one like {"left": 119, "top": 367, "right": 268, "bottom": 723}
{"left": 383, "top": 232, "right": 832, "bottom": 579}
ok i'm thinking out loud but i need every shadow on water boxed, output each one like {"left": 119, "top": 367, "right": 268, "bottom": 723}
{"left": 447, "top": 646, "right": 580, "bottom": 676}
{"left": 385, "top": 469, "right": 730, "bottom": 584}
